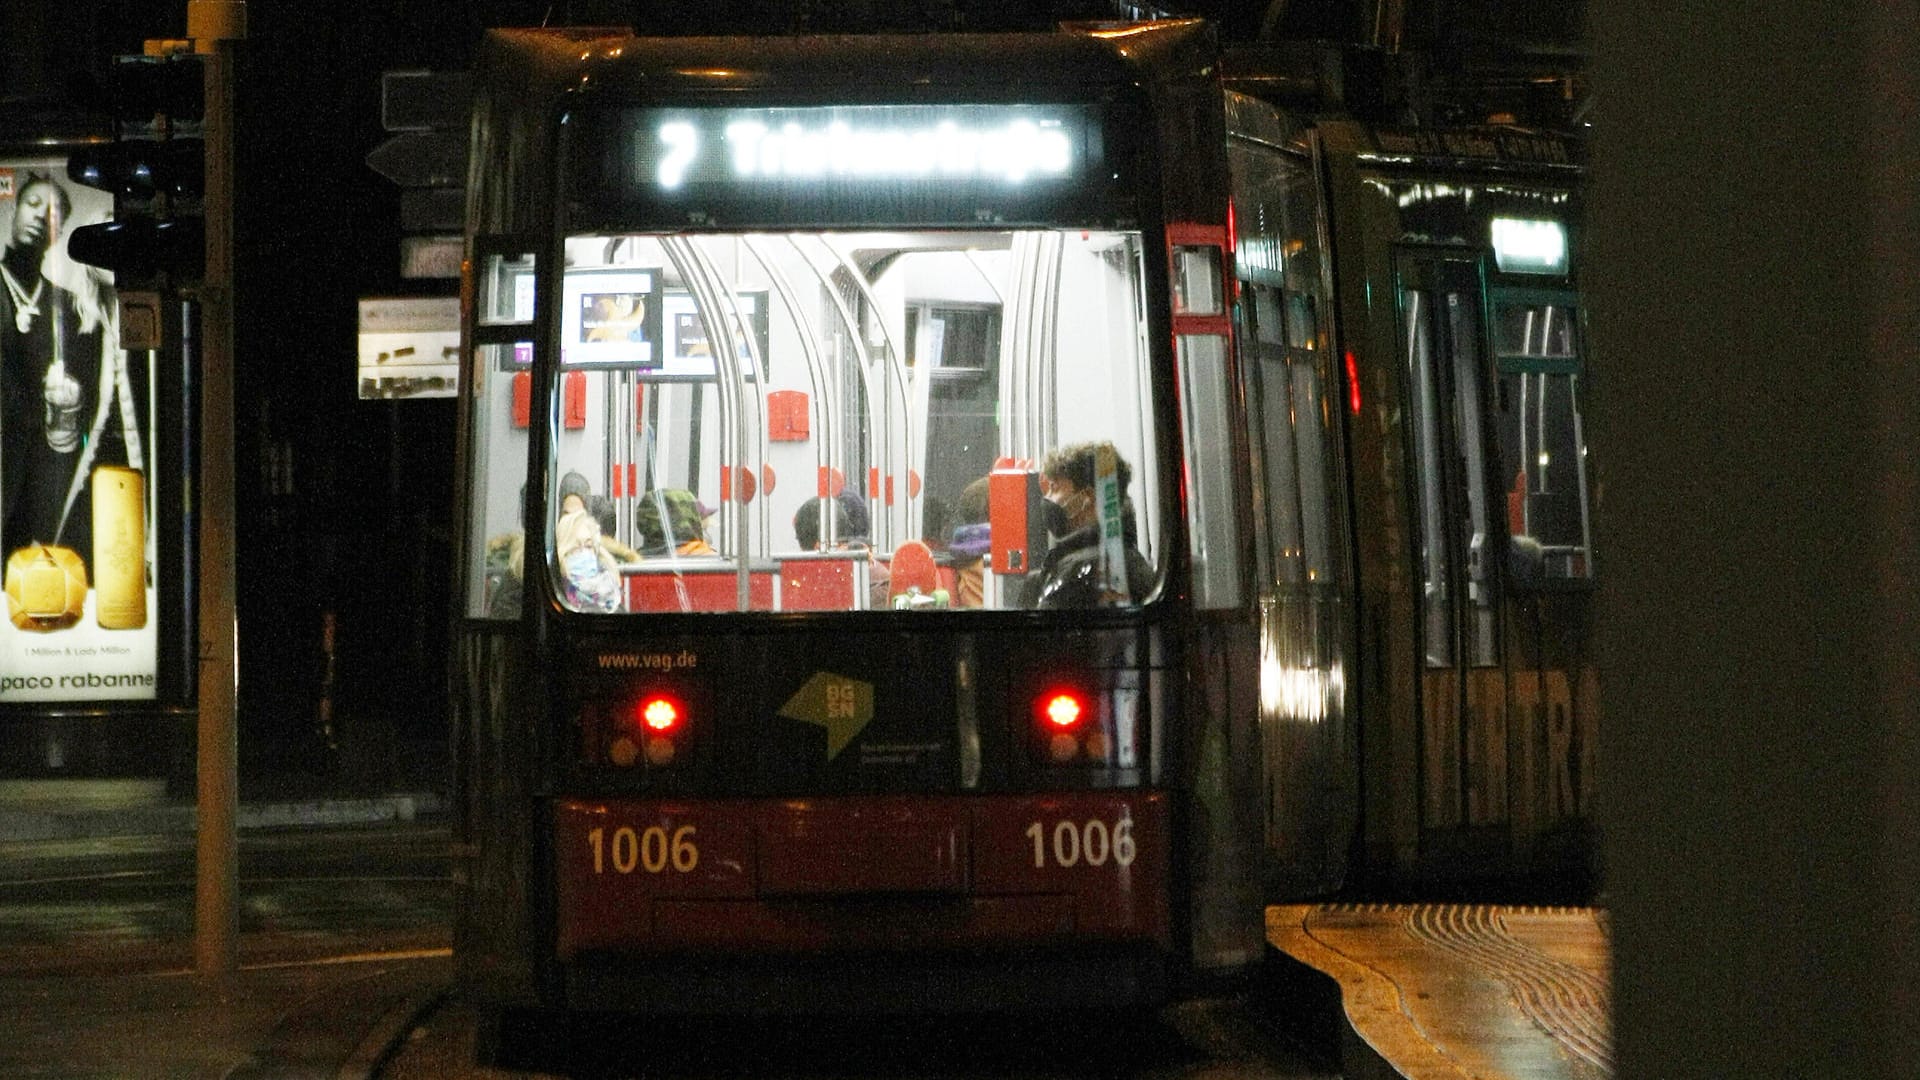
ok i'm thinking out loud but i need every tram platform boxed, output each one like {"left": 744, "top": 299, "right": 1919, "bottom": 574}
{"left": 1267, "top": 903, "right": 1611, "bottom": 1080}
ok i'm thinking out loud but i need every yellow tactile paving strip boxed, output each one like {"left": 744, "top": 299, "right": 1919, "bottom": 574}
{"left": 1267, "top": 904, "right": 1612, "bottom": 1080}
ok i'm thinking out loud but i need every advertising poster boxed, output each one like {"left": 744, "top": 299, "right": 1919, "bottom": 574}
{"left": 0, "top": 158, "right": 159, "bottom": 703}
{"left": 357, "top": 296, "right": 459, "bottom": 399}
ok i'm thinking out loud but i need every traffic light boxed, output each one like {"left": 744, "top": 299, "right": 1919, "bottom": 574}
{"left": 66, "top": 52, "right": 207, "bottom": 287}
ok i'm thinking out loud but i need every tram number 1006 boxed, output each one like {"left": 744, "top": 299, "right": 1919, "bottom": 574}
{"left": 586, "top": 825, "right": 700, "bottom": 875}
{"left": 1025, "top": 817, "right": 1136, "bottom": 869}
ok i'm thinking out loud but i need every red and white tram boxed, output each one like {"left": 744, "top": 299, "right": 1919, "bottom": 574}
{"left": 450, "top": 16, "right": 1595, "bottom": 1053}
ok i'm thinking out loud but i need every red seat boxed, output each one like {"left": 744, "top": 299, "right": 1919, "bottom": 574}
{"left": 625, "top": 568, "right": 775, "bottom": 612}
{"left": 778, "top": 557, "right": 856, "bottom": 611}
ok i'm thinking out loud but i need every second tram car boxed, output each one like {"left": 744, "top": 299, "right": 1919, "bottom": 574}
{"left": 451, "top": 16, "right": 1595, "bottom": 1042}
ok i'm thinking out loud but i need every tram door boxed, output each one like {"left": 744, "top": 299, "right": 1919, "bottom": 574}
{"left": 1227, "top": 133, "right": 1359, "bottom": 897}
{"left": 1395, "top": 251, "right": 1513, "bottom": 852}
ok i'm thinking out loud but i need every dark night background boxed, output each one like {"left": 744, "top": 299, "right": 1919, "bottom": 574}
{"left": 11, "top": 8, "right": 1920, "bottom": 1080}
{"left": 0, "top": 0, "right": 1579, "bottom": 789}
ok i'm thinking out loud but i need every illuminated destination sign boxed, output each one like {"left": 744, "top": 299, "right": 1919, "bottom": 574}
{"left": 630, "top": 105, "right": 1093, "bottom": 192}
{"left": 1491, "top": 217, "right": 1569, "bottom": 275}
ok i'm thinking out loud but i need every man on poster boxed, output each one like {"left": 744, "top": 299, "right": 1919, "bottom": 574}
{"left": 0, "top": 168, "right": 141, "bottom": 564}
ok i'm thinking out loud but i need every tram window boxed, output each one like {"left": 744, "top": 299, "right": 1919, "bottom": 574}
{"left": 1291, "top": 362, "right": 1334, "bottom": 583}
{"left": 1403, "top": 277, "right": 1500, "bottom": 668}
{"left": 1492, "top": 301, "right": 1577, "bottom": 359}
{"left": 1243, "top": 281, "right": 1338, "bottom": 592}
{"left": 1179, "top": 332, "right": 1242, "bottom": 609}
{"left": 466, "top": 342, "right": 535, "bottom": 619}
{"left": 1250, "top": 288, "right": 1286, "bottom": 349}
{"left": 478, "top": 252, "right": 536, "bottom": 327}
{"left": 1405, "top": 289, "right": 1455, "bottom": 666}
{"left": 530, "top": 229, "right": 1165, "bottom": 614}
{"left": 1285, "top": 292, "right": 1317, "bottom": 350}
{"left": 1228, "top": 140, "right": 1348, "bottom": 600}
{"left": 1493, "top": 294, "right": 1593, "bottom": 581}
{"left": 1172, "top": 246, "right": 1225, "bottom": 316}
{"left": 906, "top": 304, "right": 1000, "bottom": 377}
{"left": 1248, "top": 286, "right": 1303, "bottom": 586}
{"left": 1447, "top": 291, "right": 1498, "bottom": 667}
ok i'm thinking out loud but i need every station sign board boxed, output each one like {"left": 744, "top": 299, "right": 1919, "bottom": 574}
{"left": 357, "top": 296, "right": 459, "bottom": 399}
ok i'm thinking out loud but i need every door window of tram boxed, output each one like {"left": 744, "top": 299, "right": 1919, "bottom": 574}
{"left": 1172, "top": 237, "right": 1242, "bottom": 610}
{"left": 540, "top": 230, "right": 1165, "bottom": 615}
{"left": 1242, "top": 282, "right": 1342, "bottom": 587}
{"left": 1491, "top": 289, "right": 1593, "bottom": 581}
{"left": 1225, "top": 143, "right": 1345, "bottom": 595}
{"left": 465, "top": 247, "right": 537, "bottom": 619}
{"left": 1400, "top": 258, "right": 1498, "bottom": 668}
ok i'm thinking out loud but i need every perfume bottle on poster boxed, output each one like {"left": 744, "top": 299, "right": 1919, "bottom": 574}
{"left": 43, "top": 358, "right": 82, "bottom": 453}
{"left": 4, "top": 543, "right": 86, "bottom": 632}
{"left": 92, "top": 465, "right": 147, "bottom": 630}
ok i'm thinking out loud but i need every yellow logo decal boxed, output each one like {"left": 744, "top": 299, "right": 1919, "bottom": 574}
{"left": 779, "top": 672, "right": 874, "bottom": 760}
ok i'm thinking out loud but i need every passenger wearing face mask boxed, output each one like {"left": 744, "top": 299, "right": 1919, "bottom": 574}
{"left": 1028, "top": 440, "right": 1154, "bottom": 609}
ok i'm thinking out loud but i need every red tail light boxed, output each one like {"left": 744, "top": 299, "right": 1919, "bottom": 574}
{"left": 641, "top": 696, "right": 681, "bottom": 734}
{"left": 604, "top": 692, "right": 689, "bottom": 768}
{"left": 1034, "top": 686, "right": 1099, "bottom": 764}
{"left": 1043, "top": 693, "right": 1085, "bottom": 728}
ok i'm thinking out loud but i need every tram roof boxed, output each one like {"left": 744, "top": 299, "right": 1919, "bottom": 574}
{"left": 475, "top": 20, "right": 1217, "bottom": 106}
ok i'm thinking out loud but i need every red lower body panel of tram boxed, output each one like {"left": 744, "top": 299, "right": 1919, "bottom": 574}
{"left": 553, "top": 792, "right": 1170, "bottom": 957}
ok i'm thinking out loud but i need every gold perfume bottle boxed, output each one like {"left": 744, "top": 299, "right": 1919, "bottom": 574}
{"left": 92, "top": 465, "right": 147, "bottom": 630}
{"left": 4, "top": 544, "right": 86, "bottom": 632}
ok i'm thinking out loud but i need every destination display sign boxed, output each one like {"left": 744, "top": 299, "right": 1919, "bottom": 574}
{"left": 568, "top": 103, "right": 1126, "bottom": 229}
{"left": 633, "top": 105, "right": 1091, "bottom": 191}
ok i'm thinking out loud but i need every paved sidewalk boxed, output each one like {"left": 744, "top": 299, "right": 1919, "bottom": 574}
{"left": 0, "top": 775, "right": 454, "bottom": 1077}
{"left": 0, "top": 952, "right": 452, "bottom": 1080}
{"left": 1268, "top": 904, "right": 1611, "bottom": 1080}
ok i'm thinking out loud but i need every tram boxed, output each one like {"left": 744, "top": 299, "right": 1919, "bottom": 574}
{"left": 449, "top": 15, "right": 1594, "bottom": 1046}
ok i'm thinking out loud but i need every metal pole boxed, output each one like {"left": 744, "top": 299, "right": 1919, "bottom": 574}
{"left": 189, "top": 0, "right": 246, "bottom": 984}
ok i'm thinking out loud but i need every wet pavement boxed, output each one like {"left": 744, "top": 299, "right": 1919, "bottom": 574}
{"left": 0, "top": 778, "right": 1339, "bottom": 1079}
{"left": 0, "top": 952, "right": 449, "bottom": 1080}
{"left": 0, "top": 777, "right": 450, "bottom": 1079}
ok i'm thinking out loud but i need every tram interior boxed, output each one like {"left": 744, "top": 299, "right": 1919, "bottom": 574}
{"left": 467, "top": 229, "right": 1168, "bottom": 616}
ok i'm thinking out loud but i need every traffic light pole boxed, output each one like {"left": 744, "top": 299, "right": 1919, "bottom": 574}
{"left": 189, "top": 0, "right": 245, "bottom": 985}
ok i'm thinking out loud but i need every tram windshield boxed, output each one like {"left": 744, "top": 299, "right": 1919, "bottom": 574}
{"left": 470, "top": 228, "right": 1166, "bottom": 617}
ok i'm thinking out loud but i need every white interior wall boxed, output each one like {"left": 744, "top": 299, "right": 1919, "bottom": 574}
{"left": 1053, "top": 241, "right": 1154, "bottom": 510}
{"left": 476, "top": 359, "right": 531, "bottom": 583}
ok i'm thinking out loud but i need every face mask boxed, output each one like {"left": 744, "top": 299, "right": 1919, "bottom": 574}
{"left": 1037, "top": 494, "right": 1071, "bottom": 540}
{"left": 1048, "top": 488, "right": 1088, "bottom": 514}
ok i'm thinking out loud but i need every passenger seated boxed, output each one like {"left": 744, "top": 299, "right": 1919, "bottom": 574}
{"left": 588, "top": 494, "right": 644, "bottom": 563}
{"left": 793, "top": 492, "right": 870, "bottom": 551}
{"left": 792, "top": 493, "right": 889, "bottom": 605}
{"left": 556, "top": 508, "right": 623, "bottom": 612}
{"left": 635, "top": 489, "right": 717, "bottom": 557}
{"left": 946, "top": 476, "right": 991, "bottom": 608}
{"left": 558, "top": 470, "right": 592, "bottom": 517}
